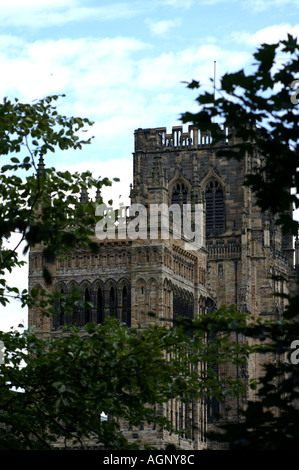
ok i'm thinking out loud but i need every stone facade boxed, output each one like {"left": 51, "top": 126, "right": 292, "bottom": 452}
{"left": 28, "top": 125, "right": 296, "bottom": 450}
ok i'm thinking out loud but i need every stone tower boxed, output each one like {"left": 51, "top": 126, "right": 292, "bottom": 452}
{"left": 28, "top": 125, "right": 295, "bottom": 450}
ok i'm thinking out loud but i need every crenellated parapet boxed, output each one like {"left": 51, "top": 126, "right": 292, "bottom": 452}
{"left": 134, "top": 125, "right": 233, "bottom": 152}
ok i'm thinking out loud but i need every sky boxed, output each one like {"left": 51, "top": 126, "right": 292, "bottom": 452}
{"left": 1, "top": 0, "right": 299, "bottom": 331}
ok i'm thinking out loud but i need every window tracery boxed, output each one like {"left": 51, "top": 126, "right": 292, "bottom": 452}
{"left": 205, "top": 179, "right": 224, "bottom": 234}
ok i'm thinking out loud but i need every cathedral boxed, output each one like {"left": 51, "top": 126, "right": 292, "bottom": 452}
{"left": 28, "top": 124, "right": 296, "bottom": 450}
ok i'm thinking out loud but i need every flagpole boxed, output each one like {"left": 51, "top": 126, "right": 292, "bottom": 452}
{"left": 214, "top": 60, "right": 216, "bottom": 102}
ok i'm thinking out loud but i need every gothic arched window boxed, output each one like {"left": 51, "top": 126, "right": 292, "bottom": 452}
{"left": 205, "top": 180, "right": 224, "bottom": 234}
{"left": 84, "top": 288, "right": 91, "bottom": 324}
{"left": 121, "top": 285, "right": 130, "bottom": 326}
{"left": 109, "top": 286, "right": 117, "bottom": 317}
{"left": 59, "top": 289, "right": 65, "bottom": 327}
{"left": 171, "top": 182, "right": 188, "bottom": 205}
{"left": 97, "top": 287, "right": 104, "bottom": 324}
{"left": 53, "top": 286, "right": 67, "bottom": 329}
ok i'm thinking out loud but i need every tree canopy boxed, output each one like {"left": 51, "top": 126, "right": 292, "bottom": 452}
{"left": 181, "top": 34, "right": 299, "bottom": 450}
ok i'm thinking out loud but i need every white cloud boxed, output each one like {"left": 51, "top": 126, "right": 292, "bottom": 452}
{"left": 148, "top": 18, "right": 181, "bottom": 36}
{"left": 0, "top": 35, "right": 147, "bottom": 101}
{"left": 192, "top": 0, "right": 299, "bottom": 8}
{"left": 0, "top": 0, "right": 75, "bottom": 26}
{"left": 0, "top": 0, "right": 75, "bottom": 8}
{"left": 160, "top": 0, "right": 194, "bottom": 7}
{"left": 56, "top": 157, "right": 133, "bottom": 206}
{"left": 0, "top": 295, "right": 28, "bottom": 332}
{"left": 244, "top": 0, "right": 299, "bottom": 12}
{"left": 0, "top": 33, "right": 252, "bottom": 161}
{"left": 135, "top": 45, "right": 250, "bottom": 92}
{"left": 0, "top": 1, "right": 147, "bottom": 28}
{"left": 231, "top": 24, "right": 299, "bottom": 46}
{"left": 0, "top": 235, "right": 28, "bottom": 332}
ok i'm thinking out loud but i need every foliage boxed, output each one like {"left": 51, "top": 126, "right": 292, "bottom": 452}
{"left": 0, "top": 95, "right": 111, "bottom": 297}
{"left": 208, "top": 294, "right": 299, "bottom": 450}
{"left": 0, "top": 311, "right": 257, "bottom": 450}
{"left": 181, "top": 34, "right": 299, "bottom": 449}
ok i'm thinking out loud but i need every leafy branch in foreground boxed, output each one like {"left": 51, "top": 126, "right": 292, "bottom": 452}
{"left": 0, "top": 95, "right": 112, "bottom": 301}
{"left": 0, "top": 309, "right": 258, "bottom": 450}
{"left": 181, "top": 34, "right": 299, "bottom": 449}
